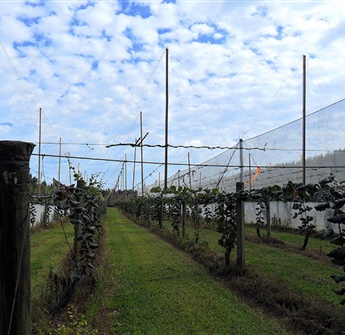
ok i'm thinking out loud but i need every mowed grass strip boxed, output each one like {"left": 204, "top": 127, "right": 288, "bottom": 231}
{"left": 31, "top": 222, "right": 74, "bottom": 298}
{"left": 103, "top": 208, "right": 291, "bottom": 335}
{"left": 194, "top": 227, "right": 341, "bottom": 306}
{"left": 244, "top": 225, "right": 335, "bottom": 254}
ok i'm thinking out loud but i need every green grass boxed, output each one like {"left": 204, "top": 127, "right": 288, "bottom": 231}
{"left": 30, "top": 210, "right": 343, "bottom": 333}
{"left": 30, "top": 221, "right": 74, "bottom": 298}
{"left": 100, "top": 208, "right": 292, "bottom": 335}
{"left": 245, "top": 225, "right": 335, "bottom": 254}
{"left": 187, "top": 226, "right": 342, "bottom": 306}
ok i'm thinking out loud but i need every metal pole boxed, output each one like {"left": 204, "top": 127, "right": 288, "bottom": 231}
{"left": 132, "top": 139, "right": 137, "bottom": 190}
{"left": 38, "top": 107, "right": 42, "bottom": 195}
{"left": 302, "top": 54, "right": 306, "bottom": 185}
{"left": 67, "top": 153, "right": 71, "bottom": 185}
{"left": 164, "top": 47, "right": 169, "bottom": 191}
{"left": 248, "top": 153, "right": 251, "bottom": 191}
{"left": 58, "top": 137, "right": 61, "bottom": 185}
{"left": 140, "top": 112, "right": 144, "bottom": 196}
{"left": 188, "top": 152, "right": 192, "bottom": 189}
{"left": 124, "top": 154, "right": 127, "bottom": 190}
{"left": 239, "top": 139, "right": 244, "bottom": 184}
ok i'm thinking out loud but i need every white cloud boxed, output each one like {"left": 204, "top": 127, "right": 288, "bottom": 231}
{"left": 0, "top": 0, "right": 344, "bottom": 189}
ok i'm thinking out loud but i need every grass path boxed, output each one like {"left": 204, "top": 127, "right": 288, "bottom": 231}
{"left": 98, "top": 208, "right": 292, "bottom": 335}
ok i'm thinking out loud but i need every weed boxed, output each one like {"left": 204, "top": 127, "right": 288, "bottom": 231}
{"left": 35, "top": 305, "right": 99, "bottom": 335}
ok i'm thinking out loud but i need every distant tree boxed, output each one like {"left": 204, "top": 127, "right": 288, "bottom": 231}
{"left": 29, "top": 174, "right": 38, "bottom": 193}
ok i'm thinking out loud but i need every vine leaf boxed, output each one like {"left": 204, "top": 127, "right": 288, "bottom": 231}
{"left": 333, "top": 288, "right": 345, "bottom": 295}
{"left": 328, "top": 248, "right": 345, "bottom": 260}
{"left": 328, "top": 214, "right": 345, "bottom": 224}
{"left": 330, "top": 274, "right": 345, "bottom": 283}
{"left": 330, "top": 236, "right": 345, "bottom": 245}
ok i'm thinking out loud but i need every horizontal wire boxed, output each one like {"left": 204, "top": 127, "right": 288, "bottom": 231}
{"left": 106, "top": 143, "right": 241, "bottom": 150}
{"left": 32, "top": 141, "right": 332, "bottom": 152}
{"left": 30, "top": 153, "right": 345, "bottom": 170}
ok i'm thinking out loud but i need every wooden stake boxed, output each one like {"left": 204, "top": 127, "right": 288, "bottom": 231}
{"left": 236, "top": 181, "right": 245, "bottom": 267}
{"left": 0, "top": 140, "right": 35, "bottom": 335}
{"left": 182, "top": 200, "right": 186, "bottom": 238}
{"left": 266, "top": 198, "right": 271, "bottom": 238}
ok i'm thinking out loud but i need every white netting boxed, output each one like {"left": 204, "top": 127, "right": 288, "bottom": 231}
{"left": 149, "top": 98, "right": 345, "bottom": 193}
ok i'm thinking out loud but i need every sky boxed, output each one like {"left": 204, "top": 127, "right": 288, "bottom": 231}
{"left": 0, "top": 0, "right": 345, "bottom": 191}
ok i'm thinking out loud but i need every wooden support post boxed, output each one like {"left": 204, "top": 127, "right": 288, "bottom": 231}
{"left": 236, "top": 182, "right": 245, "bottom": 267}
{"left": 266, "top": 198, "right": 271, "bottom": 238}
{"left": 0, "top": 140, "right": 35, "bottom": 335}
{"left": 182, "top": 200, "right": 186, "bottom": 239}
{"left": 159, "top": 193, "right": 163, "bottom": 228}
{"left": 147, "top": 198, "right": 150, "bottom": 225}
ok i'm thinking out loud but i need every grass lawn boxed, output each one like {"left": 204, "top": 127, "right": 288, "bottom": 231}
{"left": 30, "top": 221, "right": 74, "bottom": 298}
{"left": 186, "top": 225, "right": 342, "bottom": 306}
{"left": 30, "top": 209, "right": 344, "bottom": 334}
{"left": 244, "top": 225, "right": 336, "bottom": 255}
{"left": 97, "top": 208, "right": 292, "bottom": 335}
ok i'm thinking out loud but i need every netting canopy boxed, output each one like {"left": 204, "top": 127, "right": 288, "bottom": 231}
{"left": 150, "top": 98, "right": 345, "bottom": 193}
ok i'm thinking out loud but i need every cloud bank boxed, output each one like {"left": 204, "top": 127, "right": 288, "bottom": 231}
{"left": 0, "top": 0, "right": 344, "bottom": 189}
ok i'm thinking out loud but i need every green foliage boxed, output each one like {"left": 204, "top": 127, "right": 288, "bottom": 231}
{"left": 314, "top": 177, "right": 345, "bottom": 305}
{"left": 51, "top": 166, "right": 106, "bottom": 315}
{"left": 56, "top": 182, "right": 105, "bottom": 277}
{"left": 292, "top": 200, "right": 315, "bottom": 250}
{"left": 30, "top": 201, "right": 37, "bottom": 228}
{"left": 35, "top": 305, "right": 99, "bottom": 335}
{"left": 117, "top": 186, "right": 241, "bottom": 266}
{"left": 214, "top": 192, "right": 237, "bottom": 266}
{"left": 255, "top": 202, "right": 265, "bottom": 238}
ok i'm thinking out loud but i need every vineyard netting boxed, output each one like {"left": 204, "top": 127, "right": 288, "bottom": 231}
{"left": 148, "top": 98, "right": 345, "bottom": 193}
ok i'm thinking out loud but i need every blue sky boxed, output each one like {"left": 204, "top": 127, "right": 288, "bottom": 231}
{"left": 0, "top": 0, "right": 344, "bottom": 190}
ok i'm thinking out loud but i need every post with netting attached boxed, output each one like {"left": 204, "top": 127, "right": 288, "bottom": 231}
{"left": 236, "top": 181, "right": 245, "bottom": 267}
{"left": 0, "top": 140, "right": 35, "bottom": 335}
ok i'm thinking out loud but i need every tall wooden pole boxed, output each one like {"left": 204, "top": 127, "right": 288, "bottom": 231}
{"left": 0, "top": 140, "right": 35, "bottom": 335}
{"left": 302, "top": 55, "right": 306, "bottom": 185}
{"left": 164, "top": 47, "right": 169, "bottom": 191}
